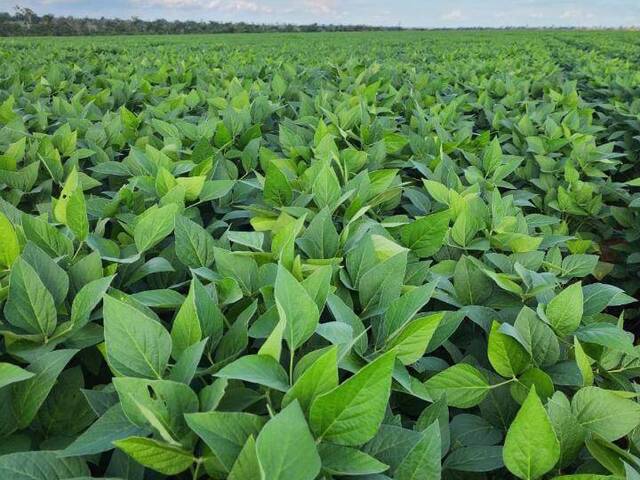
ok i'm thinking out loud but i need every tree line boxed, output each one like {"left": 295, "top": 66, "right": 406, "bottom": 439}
{"left": 1, "top": 6, "right": 402, "bottom": 36}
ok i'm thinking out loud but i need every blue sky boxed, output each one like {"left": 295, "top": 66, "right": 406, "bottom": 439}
{"left": 4, "top": 0, "right": 640, "bottom": 27}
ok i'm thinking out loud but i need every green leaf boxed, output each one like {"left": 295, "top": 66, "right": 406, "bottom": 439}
{"left": 503, "top": 387, "right": 560, "bottom": 479}
{"left": 258, "top": 317, "right": 285, "bottom": 361}
{"left": 547, "top": 391, "right": 586, "bottom": 468}
{"left": 585, "top": 435, "right": 635, "bottom": 478}
{"left": 264, "top": 163, "right": 292, "bottom": 207}
{"left": 574, "top": 338, "right": 594, "bottom": 386}
{"left": 176, "top": 176, "right": 206, "bottom": 201}
{"left": 575, "top": 323, "right": 636, "bottom": 356}
{"left": 424, "top": 364, "right": 490, "bottom": 409}
{"left": 562, "top": 255, "right": 598, "bottom": 278}
{"left": 113, "top": 436, "right": 193, "bottom": 475}
{"left": 572, "top": 387, "right": 640, "bottom": 441}
{"left": 174, "top": 215, "right": 216, "bottom": 268}
{"left": 488, "top": 321, "right": 530, "bottom": 378}
{"left": 21, "top": 241, "right": 69, "bottom": 305}
{"left": 0, "top": 137, "right": 25, "bottom": 171}
{"left": 0, "top": 211, "right": 19, "bottom": 267}
{"left": 70, "top": 275, "right": 114, "bottom": 329}
{"left": 282, "top": 346, "right": 338, "bottom": 414}
{"left": 228, "top": 435, "right": 261, "bottom": 480}
{"left": 12, "top": 349, "right": 77, "bottom": 429}
{"left": 186, "top": 411, "right": 265, "bottom": 472}
{"left": 199, "top": 180, "right": 235, "bottom": 201}
{"left": 213, "top": 247, "right": 258, "bottom": 294}
{"left": 381, "top": 282, "right": 437, "bottom": 344}
{"left": 274, "top": 264, "right": 319, "bottom": 351}
{"left": 216, "top": 354, "right": 289, "bottom": 391}
{"left": 510, "top": 368, "right": 554, "bottom": 404}
{"left": 312, "top": 162, "right": 341, "bottom": 209}
{"left": 454, "top": 255, "right": 493, "bottom": 305}
{"left": 387, "top": 313, "right": 443, "bottom": 365}
{"left": 170, "top": 280, "right": 203, "bottom": 357}
{"left": 416, "top": 395, "right": 450, "bottom": 454}
{"left": 256, "top": 401, "right": 321, "bottom": 480}
{"left": 0, "top": 451, "right": 89, "bottom": 480}
{"left": 318, "top": 443, "right": 388, "bottom": 476}
{"left": 134, "top": 204, "right": 178, "bottom": 253}
{"left": 0, "top": 363, "right": 33, "bottom": 389}
{"left": 297, "top": 207, "right": 339, "bottom": 259}
{"left": 103, "top": 295, "right": 172, "bottom": 379}
{"left": 444, "top": 445, "right": 504, "bottom": 472}
{"left": 310, "top": 350, "right": 396, "bottom": 446}
{"left": 513, "top": 306, "right": 560, "bottom": 367}
{"left": 61, "top": 403, "right": 147, "bottom": 457}
{"left": 483, "top": 137, "right": 503, "bottom": 174}
{"left": 169, "top": 338, "right": 208, "bottom": 384}
{"left": 66, "top": 187, "right": 89, "bottom": 241}
{"left": 113, "top": 377, "right": 197, "bottom": 443}
{"left": 450, "top": 414, "right": 502, "bottom": 447}
{"left": 4, "top": 257, "right": 57, "bottom": 336}
{"left": 546, "top": 282, "right": 583, "bottom": 336}
{"left": 400, "top": 209, "right": 450, "bottom": 258}
{"left": 21, "top": 214, "right": 73, "bottom": 257}
{"left": 395, "top": 422, "right": 441, "bottom": 480}
{"left": 358, "top": 249, "right": 407, "bottom": 316}
{"left": 54, "top": 168, "right": 89, "bottom": 241}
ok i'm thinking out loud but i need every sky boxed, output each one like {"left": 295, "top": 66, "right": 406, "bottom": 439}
{"left": 4, "top": 0, "right": 640, "bottom": 28}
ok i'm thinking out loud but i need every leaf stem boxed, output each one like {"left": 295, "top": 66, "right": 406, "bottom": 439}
{"left": 489, "top": 377, "right": 517, "bottom": 389}
{"left": 192, "top": 458, "right": 202, "bottom": 480}
{"left": 289, "top": 348, "right": 295, "bottom": 386}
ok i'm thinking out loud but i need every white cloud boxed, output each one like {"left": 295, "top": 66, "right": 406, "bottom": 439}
{"left": 132, "top": 0, "right": 272, "bottom": 13}
{"left": 208, "top": 0, "right": 272, "bottom": 13}
{"left": 560, "top": 8, "right": 595, "bottom": 20}
{"left": 441, "top": 9, "right": 463, "bottom": 21}
{"left": 303, "top": 0, "right": 338, "bottom": 15}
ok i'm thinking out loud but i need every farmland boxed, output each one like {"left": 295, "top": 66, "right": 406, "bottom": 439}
{"left": 0, "top": 29, "right": 639, "bottom": 479}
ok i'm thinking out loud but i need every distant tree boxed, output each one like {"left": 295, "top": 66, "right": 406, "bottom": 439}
{"left": 0, "top": 4, "right": 405, "bottom": 36}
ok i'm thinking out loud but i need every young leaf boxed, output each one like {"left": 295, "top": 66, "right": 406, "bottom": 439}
{"left": 113, "top": 436, "right": 193, "bottom": 475}
{"left": 503, "top": 387, "right": 560, "bottom": 480}
{"left": 318, "top": 444, "right": 388, "bottom": 476}
{"left": 174, "top": 215, "right": 216, "bottom": 268}
{"left": 546, "top": 282, "right": 583, "bottom": 336}
{"left": 256, "top": 401, "right": 321, "bottom": 480}
{"left": 61, "top": 404, "right": 148, "bottom": 457}
{"left": 282, "top": 346, "right": 338, "bottom": 413}
{"left": 399, "top": 209, "right": 450, "bottom": 258}
{"left": 547, "top": 391, "right": 585, "bottom": 468}
{"left": 572, "top": 387, "right": 640, "bottom": 441}
{"left": 216, "top": 354, "right": 290, "bottom": 391}
{"left": 0, "top": 451, "right": 89, "bottom": 480}
{"left": 103, "top": 295, "right": 172, "bottom": 379}
{"left": 381, "top": 282, "right": 437, "bottom": 343}
{"left": 424, "top": 364, "right": 490, "bottom": 409}
{"left": 12, "top": 349, "right": 78, "bottom": 429}
{"left": 488, "top": 321, "right": 530, "bottom": 378}
{"left": 185, "top": 411, "right": 266, "bottom": 472}
{"left": 0, "top": 211, "right": 19, "bottom": 267}
{"left": 0, "top": 363, "right": 34, "bottom": 389}
{"left": 134, "top": 204, "right": 178, "bottom": 253}
{"left": 310, "top": 350, "right": 396, "bottom": 446}
{"left": 274, "top": 263, "right": 319, "bottom": 351}
{"left": 395, "top": 422, "right": 442, "bottom": 480}
{"left": 387, "top": 313, "right": 443, "bottom": 365}
{"left": 70, "top": 275, "right": 114, "bottom": 328}
{"left": 228, "top": 435, "right": 261, "bottom": 480}
{"left": 4, "top": 257, "right": 57, "bottom": 336}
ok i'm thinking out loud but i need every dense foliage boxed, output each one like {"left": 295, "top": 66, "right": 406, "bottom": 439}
{"left": 0, "top": 30, "right": 639, "bottom": 479}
